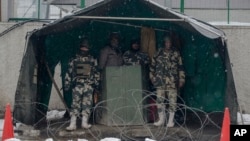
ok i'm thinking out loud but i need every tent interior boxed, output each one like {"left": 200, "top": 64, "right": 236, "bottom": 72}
{"left": 14, "top": 0, "right": 237, "bottom": 125}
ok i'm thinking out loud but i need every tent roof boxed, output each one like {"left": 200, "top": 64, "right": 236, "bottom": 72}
{"left": 34, "top": 0, "right": 225, "bottom": 39}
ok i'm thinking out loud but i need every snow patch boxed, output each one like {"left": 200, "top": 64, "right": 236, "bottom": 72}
{"left": 0, "top": 119, "right": 4, "bottom": 130}
{"left": 77, "top": 139, "right": 89, "bottom": 141}
{"left": 46, "top": 110, "right": 66, "bottom": 121}
{"left": 100, "top": 138, "right": 121, "bottom": 141}
{"left": 5, "top": 138, "right": 21, "bottom": 141}
{"left": 237, "top": 112, "right": 250, "bottom": 125}
{"left": 209, "top": 21, "right": 250, "bottom": 26}
{"left": 0, "top": 119, "right": 3, "bottom": 137}
{"left": 145, "top": 138, "right": 156, "bottom": 141}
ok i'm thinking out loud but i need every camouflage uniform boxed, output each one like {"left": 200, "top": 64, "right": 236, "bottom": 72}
{"left": 123, "top": 50, "right": 150, "bottom": 66}
{"left": 150, "top": 48, "right": 185, "bottom": 112}
{"left": 65, "top": 54, "right": 100, "bottom": 117}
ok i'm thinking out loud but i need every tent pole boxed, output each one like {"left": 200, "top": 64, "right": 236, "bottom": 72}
{"left": 45, "top": 63, "right": 70, "bottom": 113}
{"left": 72, "top": 16, "right": 184, "bottom": 21}
{"left": 93, "top": 20, "right": 170, "bottom": 32}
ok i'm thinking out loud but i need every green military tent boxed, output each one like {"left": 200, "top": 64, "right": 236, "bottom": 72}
{"left": 14, "top": 0, "right": 238, "bottom": 125}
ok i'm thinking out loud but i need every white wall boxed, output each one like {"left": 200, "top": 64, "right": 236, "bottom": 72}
{"left": 0, "top": 22, "right": 65, "bottom": 113}
{"left": 182, "top": 9, "right": 250, "bottom": 23}
{"left": 0, "top": 22, "right": 43, "bottom": 112}
{"left": 1, "top": 0, "right": 11, "bottom": 22}
{"left": 217, "top": 25, "right": 250, "bottom": 113}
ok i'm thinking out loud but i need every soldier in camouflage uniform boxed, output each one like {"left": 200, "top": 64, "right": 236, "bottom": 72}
{"left": 123, "top": 38, "right": 149, "bottom": 66}
{"left": 150, "top": 35, "right": 185, "bottom": 127}
{"left": 64, "top": 38, "right": 100, "bottom": 130}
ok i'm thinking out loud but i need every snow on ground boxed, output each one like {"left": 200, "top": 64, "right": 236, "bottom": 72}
{"left": 237, "top": 112, "right": 250, "bottom": 125}
{"left": 0, "top": 111, "right": 249, "bottom": 140}
{"left": 0, "top": 119, "right": 3, "bottom": 138}
{"left": 77, "top": 139, "right": 89, "bottom": 141}
{"left": 5, "top": 138, "right": 21, "bottom": 141}
{"left": 209, "top": 21, "right": 250, "bottom": 26}
{"left": 145, "top": 138, "right": 156, "bottom": 141}
{"left": 100, "top": 138, "right": 121, "bottom": 141}
{"left": 0, "top": 122, "right": 4, "bottom": 139}
{"left": 46, "top": 110, "right": 66, "bottom": 121}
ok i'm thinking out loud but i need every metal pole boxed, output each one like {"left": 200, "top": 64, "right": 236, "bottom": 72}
{"left": 180, "top": 0, "right": 184, "bottom": 13}
{"left": 81, "top": 0, "right": 85, "bottom": 8}
{"left": 38, "top": 0, "right": 40, "bottom": 19}
{"left": 227, "top": 0, "right": 230, "bottom": 24}
{"left": 73, "top": 16, "right": 185, "bottom": 21}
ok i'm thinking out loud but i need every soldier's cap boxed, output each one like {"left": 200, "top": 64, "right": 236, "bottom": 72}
{"left": 80, "top": 38, "right": 90, "bottom": 49}
{"left": 109, "top": 32, "right": 121, "bottom": 40}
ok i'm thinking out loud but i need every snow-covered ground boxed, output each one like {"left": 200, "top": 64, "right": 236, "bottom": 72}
{"left": 46, "top": 110, "right": 66, "bottom": 121}
{"left": 10, "top": 111, "right": 250, "bottom": 140}
{"left": 209, "top": 21, "right": 250, "bottom": 26}
{"left": 0, "top": 119, "right": 20, "bottom": 140}
{"left": 100, "top": 138, "right": 121, "bottom": 141}
{"left": 5, "top": 138, "right": 21, "bottom": 141}
{"left": 237, "top": 112, "right": 250, "bottom": 125}
{"left": 0, "top": 119, "right": 3, "bottom": 139}
{"left": 0, "top": 117, "right": 156, "bottom": 141}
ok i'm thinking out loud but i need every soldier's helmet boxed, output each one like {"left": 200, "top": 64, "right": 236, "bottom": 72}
{"left": 79, "top": 38, "right": 90, "bottom": 49}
